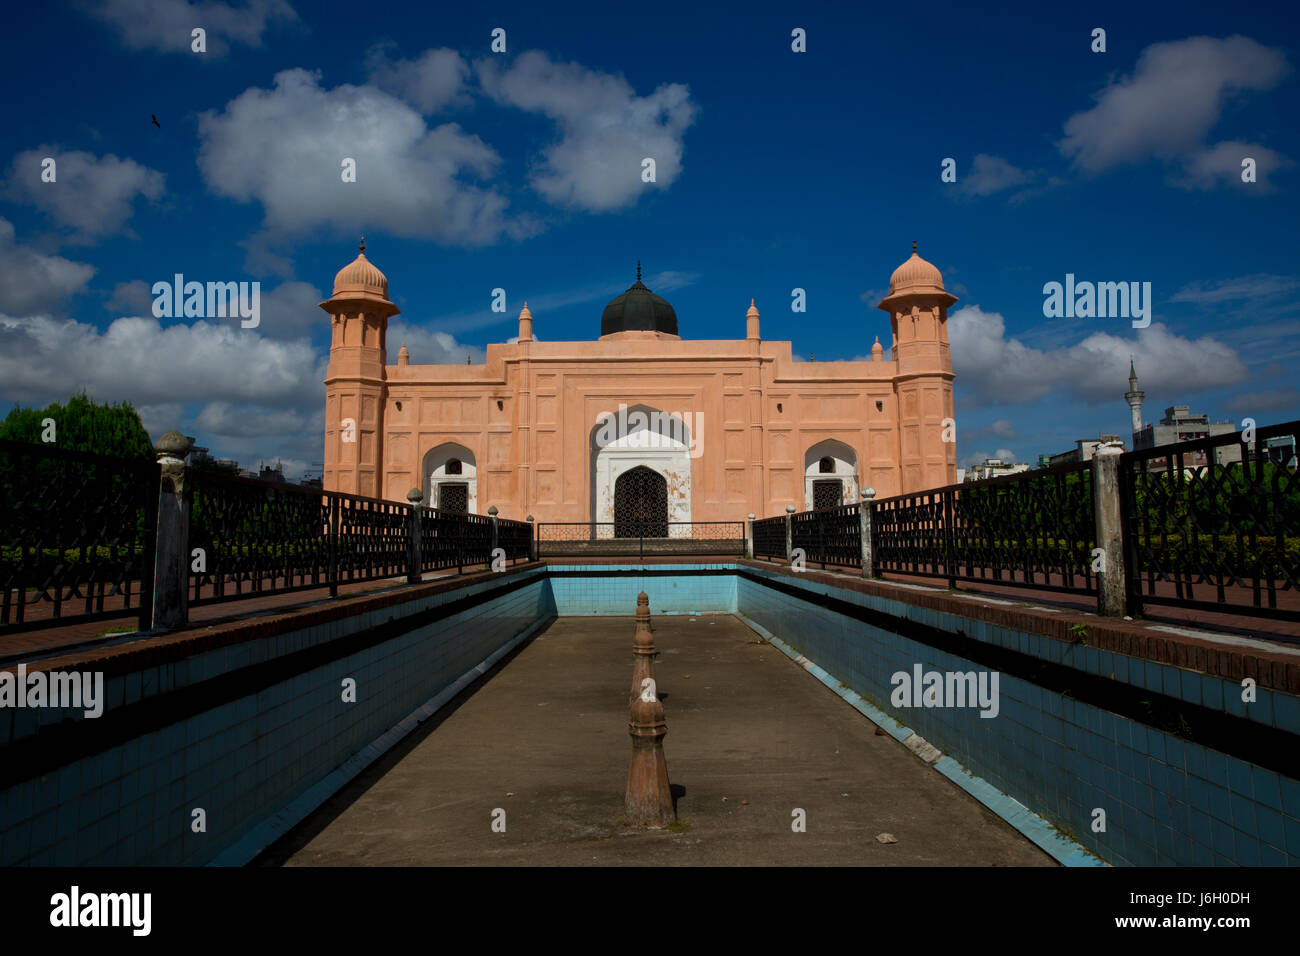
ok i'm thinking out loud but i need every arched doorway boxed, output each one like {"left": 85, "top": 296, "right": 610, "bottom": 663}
{"left": 614, "top": 466, "right": 668, "bottom": 537}
{"left": 422, "top": 443, "right": 476, "bottom": 514}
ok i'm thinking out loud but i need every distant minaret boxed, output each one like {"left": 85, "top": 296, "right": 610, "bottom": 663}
{"left": 1125, "top": 357, "right": 1144, "bottom": 438}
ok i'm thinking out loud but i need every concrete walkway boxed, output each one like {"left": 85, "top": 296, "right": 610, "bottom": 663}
{"left": 262, "top": 615, "right": 1055, "bottom": 866}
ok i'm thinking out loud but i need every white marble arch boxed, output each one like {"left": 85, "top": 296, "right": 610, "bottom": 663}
{"left": 802, "top": 438, "right": 859, "bottom": 510}
{"left": 423, "top": 442, "right": 477, "bottom": 514}
{"left": 592, "top": 410, "right": 692, "bottom": 537}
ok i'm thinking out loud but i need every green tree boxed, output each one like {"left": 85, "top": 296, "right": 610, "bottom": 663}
{"left": 0, "top": 390, "right": 154, "bottom": 459}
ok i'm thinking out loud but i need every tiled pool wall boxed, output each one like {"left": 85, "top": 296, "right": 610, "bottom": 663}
{"left": 735, "top": 565, "right": 1300, "bottom": 867}
{"left": 8, "top": 561, "right": 1297, "bottom": 867}
{"left": 548, "top": 564, "right": 738, "bottom": 615}
{"left": 0, "top": 570, "right": 553, "bottom": 866}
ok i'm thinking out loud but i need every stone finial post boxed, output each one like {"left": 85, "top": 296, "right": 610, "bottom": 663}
{"left": 746, "top": 513, "right": 755, "bottom": 559}
{"left": 626, "top": 677, "right": 675, "bottom": 828}
{"left": 526, "top": 514, "right": 536, "bottom": 561}
{"left": 406, "top": 488, "right": 423, "bottom": 584}
{"left": 784, "top": 504, "right": 796, "bottom": 560}
{"left": 1091, "top": 442, "right": 1127, "bottom": 616}
{"left": 859, "top": 487, "right": 876, "bottom": 578}
{"left": 151, "top": 430, "right": 194, "bottom": 631}
{"left": 488, "top": 505, "right": 499, "bottom": 564}
{"left": 630, "top": 592, "right": 657, "bottom": 702}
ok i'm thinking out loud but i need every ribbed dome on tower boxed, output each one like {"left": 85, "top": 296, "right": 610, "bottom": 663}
{"left": 887, "top": 241, "right": 946, "bottom": 296}
{"left": 332, "top": 237, "right": 389, "bottom": 299}
{"left": 600, "top": 262, "right": 678, "bottom": 337}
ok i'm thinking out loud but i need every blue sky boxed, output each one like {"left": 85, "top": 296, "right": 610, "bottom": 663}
{"left": 1, "top": 0, "right": 1297, "bottom": 478}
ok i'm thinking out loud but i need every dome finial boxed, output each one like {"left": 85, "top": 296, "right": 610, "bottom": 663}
{"left": 636, "top": 260, "right": 642, "bottom": 282}
{"left": 360, "top": 235, "right": 366, "bottom": 254}
{"left": 912, "top": 239, "right": 917, "bottom": 255}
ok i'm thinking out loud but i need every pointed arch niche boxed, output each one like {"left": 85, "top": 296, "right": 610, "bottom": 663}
{"left": 423, "top": 442, "right": 477, "bottom": 514}
{"left": 803, "top": 438, "right": 859, "bottom": 510}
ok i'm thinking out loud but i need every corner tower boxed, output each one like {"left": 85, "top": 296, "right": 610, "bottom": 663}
{"left": 322, "top": 239, "right": 399, "bottom": 497}
{"left": 878, "top": 242, "right": 958, "bottom": 492}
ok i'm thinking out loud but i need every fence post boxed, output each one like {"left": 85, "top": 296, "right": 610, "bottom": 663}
{"left": 406, "top": 488, "right": 423, "bottom": 584}
{"left": 785, "top": 505, "right": 795, "bottom": 561}
{"left": 746, "top": 513, "right": 755, "bottom": 559}
{"left": 150, "top": 430, "right": 193, "bottom": 631}
{"left": 1092, "top": 442, "right": 1128, "bottom": 616}
{"left": 859, "top": 487, "right": 875, "bottom": 578}
{"left": 527, "top": 514, "right": 536, "bottom": 561}
{"left": 942, "top": 489, "right": 957, "bottom": 589}
{"left": 489, "top": 506, "right": 499, "bottom": 567}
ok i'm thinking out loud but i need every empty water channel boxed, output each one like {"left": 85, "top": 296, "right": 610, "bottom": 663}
{"left": 7, "top": 561, "right": 1297, "bottom": 866}
{"left": 247, "top": 562, "right": 1299, "bottom": 867}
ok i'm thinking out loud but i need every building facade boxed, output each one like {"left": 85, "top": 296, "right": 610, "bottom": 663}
{"left": 322, "top": 242, "right": 958, "bottom": 523}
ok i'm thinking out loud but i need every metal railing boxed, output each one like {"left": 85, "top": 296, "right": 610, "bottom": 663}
{"left": 1121, "top": 420, "right": 1300, "bottom": 621}
{"left": 0, "top": 439, "right": 159, "bottom": 633}
{"left": 792, "top": 504, "right": 862, "bottom": 569}
{"left": 874, "top": 460, "right": 1096, "bottom": 594}
{"left": 752, "top": 515, "right": 786, "bottom": 560}
{"left": 537, "top": 521, "right": 746, "bottom": 559}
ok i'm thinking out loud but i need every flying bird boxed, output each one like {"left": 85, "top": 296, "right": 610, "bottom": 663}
{"left": 151, "top": 115, "right": 161, "bottom": 129}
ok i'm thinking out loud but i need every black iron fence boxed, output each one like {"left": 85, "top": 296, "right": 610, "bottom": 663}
{"left": 190, "top": 471, "right": 533, "bottom": 605}
{"left": 1122, "top": 420, "right": 1300, "bottom": 621}
{"left": 791, "top": 503, "right": 862, "bottom": 569}
{"left": 752, "top": 514, "right": 786, "bottom": 560}
{"left": 537, "top": 521, "right": 746, "bottom": 559}
{"left": 0, "top": 439, "right": 159, "bottom": 633}
{"left": 757, "top": 421, "right": 1300, "bottom": 622}
{"left": 874, "top": 460, "right": 1096, "bottom": 594}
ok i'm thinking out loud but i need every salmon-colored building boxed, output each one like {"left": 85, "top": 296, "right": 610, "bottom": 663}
{"left": 322, "top": 241, "right": 957, "bottom": 525}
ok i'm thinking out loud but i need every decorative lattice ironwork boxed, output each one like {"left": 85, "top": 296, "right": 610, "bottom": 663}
{"left": 751, "top": 516, "right": 786, "bottom": 560}
{"left": 1122, "top": 420, "right": 1300, "bottom": 620}
{"left": 813, "top": 479, "right": 843, "bottom": 511}
{"left": 614, "top": 466, "right": 668, "bottom": 537}
{"left": 189, "top": 471, "right": 332, "bottom": 604}
{"left": 335, "top": 495, "right": 408, "bottom": 584}
{"left": 0, "top": 439, "right": 158, "bottom": 632}
{"left": 792, "top": 502, "right": 861, "bottom": 568}
{"left": 537, "top": 522, "right": 745, "bottom": 557}
{"left": 438, "top": 483, "right": 468, "bottom": 514}
{"left": 872, "top": 463, "right": 1095, "bottom": 593}
{"left": 497, "top": 517, "right": 533, "bottom": 562}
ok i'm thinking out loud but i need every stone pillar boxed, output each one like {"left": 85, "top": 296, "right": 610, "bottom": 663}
{"left": 488, "top": 505, "right": 499, "bottom": 564}
{"left": 527, "top": 514, "right": 536, "bottom": 561}
{"left": 625, "top": 678, "right": 675, "bottom": 828}
{"left": 784, "top": 504, "right": 795, "bottom": 560}
{"left": 406, "top": 488, "right": 423, "bottom": 584}
{"left": 150, "top": 430, "right": 193, "bottom": 632}
{"left": 1091, "top": 442, "right": 1127, "bottom": 616}
{"left": 746, "top": 513, "right": 755, "bottom": 559}
{"left": 859, "top": 486, "right": 875, "bottom": 578}
{"left": 630, "top": 592, "right": 657, "bottom": 702}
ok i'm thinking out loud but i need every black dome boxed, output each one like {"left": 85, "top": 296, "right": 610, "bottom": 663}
{"left": 600, "top": 264, "right": 678, "bottom": 336}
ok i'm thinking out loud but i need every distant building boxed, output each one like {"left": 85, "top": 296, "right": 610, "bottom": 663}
{"left": 1036, "top": 454, "right": 1051, "bottom": 468}
{"left": 955, "top": 467, "right": 966, "bottom": 483}
{"left": 258, "top": 462, "right": 286, "bottom": 484}
{"left": 965, "top": 458, "right": 1029, "bottom": 481}
{"left": 1048, "top": 435, "right": 1124, "bottom": 468}
{"left": 1265, "top": 434, "right": 1297, "bottom": 468}
{"left": 1126, "top": 364, "right": 1239, "bottom": 471}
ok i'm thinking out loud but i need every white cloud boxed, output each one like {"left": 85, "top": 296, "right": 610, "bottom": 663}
{"left": 194, "top": 400, "right": 308, "bottom": 437}
{"left": 1170, "top": 273, "right": 1300, "bottom": 304}
{"left": 477, "top": 51, "right": 698, "bottom": 212}
{"left": 953, "top": 154, "right": 1033, "bottom": 198}
{"left": 0, "top": 218, "right": 96, "bottom": 313}
{"left": 197, "top": 68, "right": 535, "bottom": 258}
{"left": 0, "top": 312, "right": 324, "bottom": 409}
{"left": 4, "top": 148, "right": 164, "bottom": 242}
{"left": 948, "top": 305, "right": 1249, "bottom": 406}
{"left": 366, "top": 45, "right": 471, "bottom": 114}
{"left": 1169, "top": 140, "right": 1292, "bottom": 190}
{"left": 85, "top": 0, "right": 297, "bottom": 54}
{"left": 105, "top": 279, "right": 155, "bottom": 316}
{"left": 387, "top": 322, "right": 485, "bottom": 365}
{"left": 1059, "top": 35, "right": 1290, "bottom": 184}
